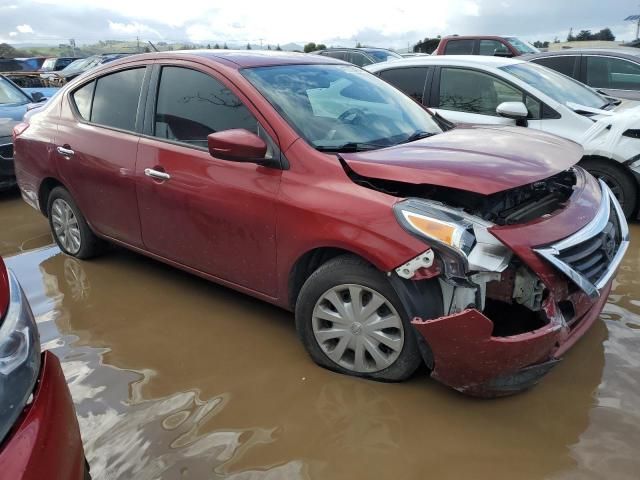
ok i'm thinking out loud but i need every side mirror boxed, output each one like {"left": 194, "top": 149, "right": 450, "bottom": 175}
{"left": 496, "top": 101, "right": 528, "bottom": 120}
{"left": 207, "top": 129, "right": 267, "bottom": 163}
{"left": 30, "top": 91, "right": 46, "bottom": 102}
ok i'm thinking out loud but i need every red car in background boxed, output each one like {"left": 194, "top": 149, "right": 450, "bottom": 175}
{"left": 12, "top": 51, "right": 627, "bottom": 396}
{"left": 433, "top": 35, "right": 540, "bottom": 56}
{"left": 0, "top": 257, "right": 88, "bottom": 479}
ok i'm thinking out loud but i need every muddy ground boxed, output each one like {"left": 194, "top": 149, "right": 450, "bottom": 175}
{"left": 1, "top": 188, "right": 639, "bottom": 479}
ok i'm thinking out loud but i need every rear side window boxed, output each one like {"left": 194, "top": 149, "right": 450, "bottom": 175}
{"left": 585, "top": 56, "right": 640, "bottom": 90}
{"left": 90, "top": 68, "right": 145, "bottom": 131}
{"left": 71, "top": 81, "right": 95, "bottom": 120}
{"left": 349, "top": 52, "right": 373, "bottom": 67}
{"left": 530, "top": 56, "right": 578, "bottom": 78}
{"left": 153, "top": 66, "right": 258, "bottom": 148}
{"left": 379, "top": 67, "right": 429, "bottom": 103}
{"left": 325, "top": 51, "right": 348, "bottom": 61}
{"left": 444, "top": 39, "right": 474, "bottom": 55}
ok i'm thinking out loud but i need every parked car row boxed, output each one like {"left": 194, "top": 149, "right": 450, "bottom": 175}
{"left": 11, "top": 50, "right": 629, "bottom": 400}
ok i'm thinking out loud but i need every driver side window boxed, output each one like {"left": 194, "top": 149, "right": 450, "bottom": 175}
{"left": 438, "top": 67, "right": 522, "bottom": 116}
{"left": 153, "top": 66, "right": 259, "bottom": 149}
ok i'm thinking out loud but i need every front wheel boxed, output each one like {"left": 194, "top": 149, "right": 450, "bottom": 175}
{"left": 580, "top": 158, "right": 637, "bottom": 219}
{"left": 295, "top": 255, "right": 423, "bottom": 382}
{"left": 47, "top": 187, "right": 105, "bottom": 259}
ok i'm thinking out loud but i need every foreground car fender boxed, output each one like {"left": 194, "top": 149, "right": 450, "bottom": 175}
{"left": 0, "top": 352, "right": 86, "bottom": 480}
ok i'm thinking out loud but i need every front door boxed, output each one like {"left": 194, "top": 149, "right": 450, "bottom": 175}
{"left": 135, "top": 65, "right": 281, "bottom": 296}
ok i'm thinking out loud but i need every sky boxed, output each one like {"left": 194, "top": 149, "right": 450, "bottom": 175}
{"left": 1, "top": 0, "right": 639, "bottom": 50}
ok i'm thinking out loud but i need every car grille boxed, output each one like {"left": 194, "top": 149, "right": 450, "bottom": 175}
{"left": 0, "top": 143, "right": 12, "bottom": 161}
{"left": 535, "top": 180, "right": 629, "bottom": 299}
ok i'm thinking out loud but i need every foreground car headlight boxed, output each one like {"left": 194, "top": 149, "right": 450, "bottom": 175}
{"left": 0, "top": 271, "right": 41, "bottom": 444}
{"left": 394, "top": 199, "right": 510, "bottom": 280}
{"left": 394, "top": 199, "right": 478, "bottom": 280}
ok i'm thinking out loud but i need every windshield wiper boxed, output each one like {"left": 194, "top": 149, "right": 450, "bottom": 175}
{"left": 397, "top": 130, "right": 435, "bottom": 145}
{"left": 315, "top": 142, "right": 389, "bottom": 153}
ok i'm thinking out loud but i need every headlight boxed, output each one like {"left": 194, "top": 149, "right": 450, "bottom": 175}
{"left": 0, "top": 270, "right": 41, "bottom": 444}
{"left": 394, "top": 199, "right": 510, "bottom": 280}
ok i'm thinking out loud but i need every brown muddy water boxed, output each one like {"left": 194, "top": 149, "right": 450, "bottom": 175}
{"left": 1, "top": 188, "right": 640, "bottom": 479}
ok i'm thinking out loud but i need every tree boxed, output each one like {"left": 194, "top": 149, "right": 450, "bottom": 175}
{"left": 0, "top": 43, "right": 28, "bottom": 58}
{"left": 316, "top": 43, "right": 327, "bottom": 50}
{"left": 267, "top": 44, "right": 271, "bottom": 50}
{"left": 246, "top": 43, "right": 252, "bottom": 50}
{"left": 276, "top": 44, "right": 282, "bottom": 51}
{"left": 214, "top": 43, "right": 220, "bottom": 49}
{"left": 596, "top": 28, "right": 615, "bottom": 41}
{"left": 223, "top": 43, "right": 228, "bottom": 49}
{"left": 567, "top": 28, "right": 575, "bottom": 42}
{"left": 207, "top": 43, "right": 211, "bottom": 49}
{"left": 576, "top": 30, "right": 592, "bottom": 41}
{"left": 533, "top": 40, "right": 550, "bottom": 48}
{"left": 304, "top": 42, "right": 317, "bottom": 53}
{"left": 356, "top": 42, "right": 362, "bottom": 48}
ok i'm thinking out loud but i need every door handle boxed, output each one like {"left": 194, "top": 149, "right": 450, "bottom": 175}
{"left": 144, "top": 168, "right": 171, "bottom": 181}
{"left": 56, "top": 146, "right": 74, "bottom": 157}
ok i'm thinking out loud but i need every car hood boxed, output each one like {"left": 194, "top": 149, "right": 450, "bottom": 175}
{"left": 340, "top": 125, "right": 583, "bottom": 195}
{"left": 0, "top": 104, "right": 27, "bottom": 137}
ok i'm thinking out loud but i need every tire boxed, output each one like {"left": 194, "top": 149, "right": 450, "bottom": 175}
{"left": 47, "top": 186, "right": 105, "bottom": 259}
{"left": 295, "top": 254, "right": 424, "bottom": 382}
{"left": 580, "top": 158, "right": 637, "bottom": 219}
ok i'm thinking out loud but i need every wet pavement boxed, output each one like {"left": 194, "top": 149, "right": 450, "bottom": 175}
{"left": 1, "top": 188, "right": 639, "bottom": 479}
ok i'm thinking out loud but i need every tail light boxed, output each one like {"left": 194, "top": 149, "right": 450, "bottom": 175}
{"left": 12, "top": 122, "right": 29, "bottom": 142}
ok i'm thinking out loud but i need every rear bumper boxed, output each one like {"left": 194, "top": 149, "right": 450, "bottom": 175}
{"left": 412, "top": 279, "right": 611, "bottom": 397}
{"left": 0, "top": 351, "right": 86, "bottom": 480}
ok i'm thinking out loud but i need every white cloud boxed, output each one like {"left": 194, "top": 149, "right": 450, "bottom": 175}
{"left": 16, "top": 23, "right": 33, "bottom": 33}
{"left": 8, "top": 31, "right": 17, "bottom": 37}
{"left": 108, "top": 20, "right": 162, "bottom": 39}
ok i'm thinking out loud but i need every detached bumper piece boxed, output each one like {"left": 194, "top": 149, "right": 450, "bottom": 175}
{"left": 412, "top": 280, "right": 611, "bottom": 398}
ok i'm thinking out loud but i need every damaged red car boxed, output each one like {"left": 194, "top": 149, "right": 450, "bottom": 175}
{"left": 12, "top": 51, "right": 628, "bottom": 396}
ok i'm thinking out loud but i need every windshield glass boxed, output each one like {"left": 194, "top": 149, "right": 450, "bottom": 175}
{"left": 0, "top": 76, "right": 30, "bottom": 105}
{"left": 501, "top": 62, "right": 607, "bottom": 109}
{"left": 505, "top": 37, "right": 540, "bottom": 54}
{"left": 61, "top": 56, "right": 95, "bottom": 73}
{"left": 243, "top": 64, "right": 441, "bottom": 151}
{"left": 366, "top": 50, "right": 402, "bottom": 62}
{"left": 41, "top": 58, "right": 57, "bottom": 71}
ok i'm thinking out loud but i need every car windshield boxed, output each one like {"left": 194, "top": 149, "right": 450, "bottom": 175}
{"left": 243, "top": 64, "right": 441, "bottom": 152}
{"left": 61, "top": 56, "right": 95, "bottom": 73}
{"left": 41, "top": 58, "right": 57, "bottom": 71}
{"left": 505, "top": 37, "right": 540, "bottom": 54}
{"left": 366, "top": 50, "right": 402, "bottom": 62}
{"left": 501, "top": 62, "right": 607, "bottom": 109}
{"left": 0, "top": 76, "right": 30, "bottom": 105}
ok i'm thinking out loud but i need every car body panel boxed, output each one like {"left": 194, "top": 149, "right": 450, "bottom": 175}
{"left": 0, "top": 352, "right": 86, "bottom": 480}
{"left": 341, "top": 124, "right": 583, "bottom": 195}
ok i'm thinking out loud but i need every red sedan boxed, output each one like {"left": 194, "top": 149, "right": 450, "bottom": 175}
{"left": 0, "top": 257, "right": 88, "bottom": 479}
{"left": 13, "top": 51, "right": 628, "bottom": 396}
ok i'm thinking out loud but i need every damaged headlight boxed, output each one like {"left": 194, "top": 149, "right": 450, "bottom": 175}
{"left": 394, "top": 199, "right": 511, "bottom": 281}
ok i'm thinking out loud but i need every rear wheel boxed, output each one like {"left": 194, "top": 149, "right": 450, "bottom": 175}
{"left": 47, "top": 187, "right": 105, "bottom": 259}
{"left": 580, "top": 158, "right": 637, "bottom": 218}
{"left": 295, "top": 255, "right": 423, "bottom": 382}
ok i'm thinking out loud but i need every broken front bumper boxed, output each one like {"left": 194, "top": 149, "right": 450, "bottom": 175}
{"left": 411, "top": 280, "right": 610, "bottom": 397}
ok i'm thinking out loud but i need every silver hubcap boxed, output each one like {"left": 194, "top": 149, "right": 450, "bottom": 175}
{"left": 312, "top": 284, "right": 404, "bottom": 373}
{"left": 51, "top": 198, "right": 81, "bottom": 254}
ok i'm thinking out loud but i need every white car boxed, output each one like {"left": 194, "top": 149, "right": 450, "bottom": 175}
{"left": 366, "top": 56, "right": 640, "bottom": 218}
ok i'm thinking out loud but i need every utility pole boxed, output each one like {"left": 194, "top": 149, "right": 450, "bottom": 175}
{"left": 626, "top": 14, "right": 640, "bottom": 39}
{"left": 259, "top": 38, "right": 264, "bottom": 49}
{"left": 137, "top": 36, "right": 140, "bottom": 52}
{"left": 69, "top": 38, "right": 76, "bottom": 56}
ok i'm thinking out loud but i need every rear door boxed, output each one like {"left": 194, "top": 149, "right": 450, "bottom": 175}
{"left": 582, "top": 55, "right": 640, "bottom": 100}
{"left": 378, "top": 67, "right": 431, "bottom": 104}
{"left": 135, "top": 63, "right": 281, "bottom": 295}
{"left": 529, "top": 55, "right": 580, "bottom": 80}
{"left": 55, "top": 64, "right": 150, "bottom": 247}
{"left": 430, "top": 66, "right": 544, "bottom": 129}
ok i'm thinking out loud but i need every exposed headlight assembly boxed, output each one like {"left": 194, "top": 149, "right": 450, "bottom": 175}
{"left": 394, "top": 199, "right": 511, "bottom": 281}
{"left": 0, "top": 270, "right": 41, "bottom": 444}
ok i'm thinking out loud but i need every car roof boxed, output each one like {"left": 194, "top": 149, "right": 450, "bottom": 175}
{"left": 105, "top": 50, "right": 346, "bottom": 69}
{"left": 365, "top": 54, "right": 523, "bottom": 72}
{"left": 522, "top": 48, "right": 640, "bottom": 60}
{"left": 441, "top": 35, "right": 515, "bottom": 40}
